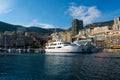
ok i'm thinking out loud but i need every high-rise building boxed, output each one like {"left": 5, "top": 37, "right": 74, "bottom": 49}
{"left": 113, "top": 17, "right": 120, "bottom": 30}
{"left": 3, "top": 31, "right": 14, "bottom": 48}
{"left": 16, "top": 27, "right": 26, "bottom": 48}
{"left": 0, "top": 33, "right": 3, "bottom": 47}
{"left": 72, "top": 19, "right": 83, "bottom": 35}
{"left": 17, "top": 27, "right": 26, "bottom": 35}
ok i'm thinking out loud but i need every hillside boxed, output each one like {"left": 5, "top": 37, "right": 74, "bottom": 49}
{"left": 0, "top": 21, "right": 21, "bottom": 32}
{"left": 84, "top": 20, "right": 114, "bottom": 28}
{"left": 26, "top": 26, "right": 65, "bottom": 34}
{"left": 0, "top": 21, "right": 65, "bottom": 34}
{"left": 0, "top": 20, "right": 114, "bottom": 34}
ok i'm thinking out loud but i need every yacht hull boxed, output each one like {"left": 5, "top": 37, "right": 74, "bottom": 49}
{"left": 45, "top": 46, "right": 84, "bottom": 53}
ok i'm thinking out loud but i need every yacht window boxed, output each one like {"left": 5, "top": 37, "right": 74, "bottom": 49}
{"left": 57, "top": 46, "right": 61, "bottom": 48}
{"left": 48, "top": 47, "right": 55, "bottom": 49}
{"left": 50, "top": 44, "right": 57, "bottom": 46}
{"left": 64, "top": 45, "right": 69, "bottom": 46}
{"left": 64, "top": 42, "right": 70, "bottom": 44}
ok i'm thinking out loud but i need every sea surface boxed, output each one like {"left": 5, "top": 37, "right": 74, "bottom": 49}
{"left": 0, "top": 52, "right": 120, "bottom": 80}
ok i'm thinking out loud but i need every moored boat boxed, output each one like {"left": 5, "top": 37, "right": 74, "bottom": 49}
{"left": 73, "top": 38, "right": 103, "bottom": 53}
{"left": 45, "top": 40, "right": 83, "bottom": 53}
{"left": 45, "top": 34, "right": 87, "bottom": 53}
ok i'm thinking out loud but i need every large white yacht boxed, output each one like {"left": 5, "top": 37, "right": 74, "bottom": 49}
{"left": 45, "top": 34, "right": 83, "bottom": 53}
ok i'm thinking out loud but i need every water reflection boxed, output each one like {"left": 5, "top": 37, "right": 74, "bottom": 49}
{"left": 0, "top": 53, "right": 120, "bottom": 80}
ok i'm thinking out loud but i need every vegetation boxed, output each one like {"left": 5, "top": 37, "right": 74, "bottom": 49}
{"left": 0, "top": 21, "right": 65, "bottom": 35}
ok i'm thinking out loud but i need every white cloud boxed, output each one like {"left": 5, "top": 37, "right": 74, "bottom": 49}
{"left": 0, "top": 0, "right": 14, "bottom": 14}
{"left": 26, "top": 19, "right": 56, "bottom": 29}
{"left": 39, "top": 23, "right": 56, "bottom": 29}
{"left": 68, "top": 4, "right": 101, "bottom": 24}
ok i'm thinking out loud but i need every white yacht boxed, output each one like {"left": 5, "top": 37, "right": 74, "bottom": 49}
{"left": 45, "top": 40, "right": 84, "bottom": 53}
{"left": 45, "top": 34, "right": 83, "bottom": 53}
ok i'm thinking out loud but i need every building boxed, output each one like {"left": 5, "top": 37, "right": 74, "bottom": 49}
{"left": 72, "top": 19, "right": 83, "bottom": 35}
{"left": 0, "top": 33, "right": 3, "bottom": 47}
{"left": 17, "top": 27, "right": 26, "bottom": 35}
{"left": 104, "top": 17, "right": 120, "bottom": 48}
{"left": 16, "top": 27, "right": 26, "bottom": 48}
{"left": 49, "top": 31, "right": 72, "bottom": 42}
{"left": 16, "top": 37, "right": 25, "bottom": 48}
{"left": 113, "top": 17, "right": 120, "bottom": 30}
{"left": 25, "top": 32, "right": 38, "bottom": 37}
{"left": 3, "top": 31, "right": 14, "bottom": 48}
{"left": 105, "top": 30, "right": 120, "bottom": 48}
{"left": 58, "top": 31, "right": 72, "bottom": 42}
{"left": 87, "top": 17, "right": 120, "bottom": 48}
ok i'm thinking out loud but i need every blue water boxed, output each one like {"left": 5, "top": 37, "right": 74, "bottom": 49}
{"left": 0, "top": 52, "right": 120, "bottom": 80}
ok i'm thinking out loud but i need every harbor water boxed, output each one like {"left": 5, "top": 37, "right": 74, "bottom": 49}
{"left": 0, "top": 52, "right": 120, "bottom": 80}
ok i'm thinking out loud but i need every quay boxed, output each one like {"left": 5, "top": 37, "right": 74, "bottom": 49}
{"left": 103, "top": 49, "right": 120, "bottom": 53}
{"left": 0, "top": 48, "right": 45, "bottom": 53}
{"left": 1, "top": 47, "right": 120, "bottom": 54}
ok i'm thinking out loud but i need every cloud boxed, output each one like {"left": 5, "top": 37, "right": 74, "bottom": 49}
{"left": 26, "top": 19, "right": 56, "bottom": 29}
{"left": 0, "top": 0, "right": 14, "bottom": 14}
{"left": 68, "top": 3, "right": 101, "bottom": 24}
{"left": 39, "top": 23, "right": 56, "bottom": 29}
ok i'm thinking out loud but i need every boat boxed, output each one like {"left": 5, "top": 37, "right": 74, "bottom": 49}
{"left": 45, "top": 34, "right": 84, "bottom": 53}
{"left": 73, "top": 38, "right": 103, "bottom": 53}
{"left": 8, "top": 48, "right": 16, "bottom": 53}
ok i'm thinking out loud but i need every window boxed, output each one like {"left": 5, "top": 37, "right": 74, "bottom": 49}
{"left": 64, "top": 44, "right": 69, "bottom": 46}
{"left": 117, "top": 25, "right": 119, "bottom": 30}
{"left": 57, "top": 46, "right": 61, "bottom": 48}
{"left": 48, "top": 47, "right": 55, "bottom": 49}
{"left": 50, "top": 44, "right": 56, "bottom": 46}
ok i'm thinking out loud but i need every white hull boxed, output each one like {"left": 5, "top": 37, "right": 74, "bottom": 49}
{"left": 45, "top": 46, "right": 84, "bottom": 53}
{"left": 45, "top": 33, "right": 92, "bottom": 53}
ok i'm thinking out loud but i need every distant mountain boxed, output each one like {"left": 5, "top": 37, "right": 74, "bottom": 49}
{"left": 84, "top": 20, "right": 114, "bottom": 28}
{"left": 26, "top": 26, "right": 52, "bottom": 34}
{"left": 0, "top": 21, "right": 65, "bottom": 34}
{"left": 47, "top": 28, "right": 65, "bottom": 33}
{"left": 26, "top": 26, "right": 65, "bottom": 34}
{"left": 0, "top": 21, "right": 23, "bottom": 32}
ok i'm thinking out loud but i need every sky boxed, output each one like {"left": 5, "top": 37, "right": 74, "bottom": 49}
{"left": 0, "top": 0, "right": 120, "bottom": 29}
